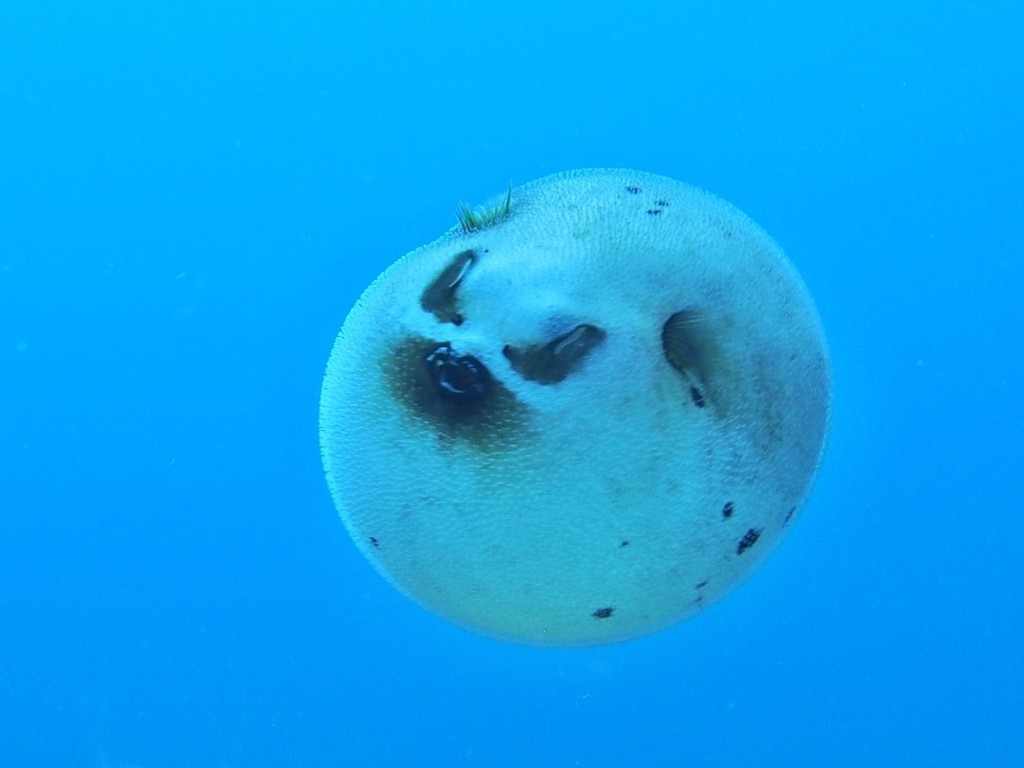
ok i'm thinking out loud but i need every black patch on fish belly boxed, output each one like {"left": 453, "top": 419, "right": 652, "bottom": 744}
{"left": 736, "top": 528, "right": 762, "bottom": 555}
{"left": 383, "top": 336, "right": 531, "bottom": 453}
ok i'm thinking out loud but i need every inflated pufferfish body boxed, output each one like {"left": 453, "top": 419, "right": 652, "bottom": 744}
{"left": 320, "top": 168, "right": 830, "bottom": 647}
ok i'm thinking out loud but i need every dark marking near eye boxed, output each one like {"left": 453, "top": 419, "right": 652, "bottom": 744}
{"left": 689, "top": 386, "right": 706, "bottom": 408}
{"left": 385, "top": 336, "right": 530, "bottom": 452}
{"left": 737, "top": 528, "right": 762, "bottom": 554}
{"left": 592, "top": 607, "right": 614, "bottom": 619}
{"left": 722, "top": 501, "right": 734, "bottom": 519}
{"left": 368, "top": 536, "right": 380, "bottom": 548}
{"left": 784, "top": 506, "right": 796, "bottom": 524}
{"left": 420, "top": 250, "right": 477, "bottom": 325}
{"left": 625, "top": 186, "right": 641, "bottom": 194}
{"left": 503, "top": 323, "right": 606, "bottom": 384}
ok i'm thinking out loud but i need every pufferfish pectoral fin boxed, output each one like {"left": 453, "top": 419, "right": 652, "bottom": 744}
{"left": 661, "top": 308, "right": 727, "bottom": 411}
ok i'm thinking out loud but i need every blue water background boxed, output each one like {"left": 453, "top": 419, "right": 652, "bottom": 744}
{"left": 2, "top": 1, "right": 1021, "bottom": 766}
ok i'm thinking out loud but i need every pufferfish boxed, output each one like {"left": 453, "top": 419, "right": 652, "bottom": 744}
{"left": 319, "top": 168, "right": 830, "bottom": 647}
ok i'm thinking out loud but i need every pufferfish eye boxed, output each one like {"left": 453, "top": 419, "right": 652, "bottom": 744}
{"left": 424, "top": 343, "right": 491, "bottom": 404}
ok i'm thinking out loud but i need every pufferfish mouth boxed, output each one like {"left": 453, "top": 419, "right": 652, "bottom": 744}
{"left": 383, "top": 335, "right": 531, "bottom": 453}
{"left": 424, "top": 342, "right": 491, "bottom": 405}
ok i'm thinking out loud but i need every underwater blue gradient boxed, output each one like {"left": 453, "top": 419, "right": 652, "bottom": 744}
{"left": 1, "top": 1, "right": 1021, "bottom": 766}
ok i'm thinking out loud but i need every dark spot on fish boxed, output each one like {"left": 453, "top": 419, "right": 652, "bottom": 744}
{"left": 385, "top": 336, "right": 530, "bottom": 453}
{"left": 722, "top": 501, "right": 734, "bottom": 520}
{"left": 737, "top": 528, "right": 762, "bottom": 555}
{"left": 625, "top": 186, "right": 641, "bottom": 194}
{"left": 592, "top": 607, "right": 614, "bottom": 619}
{"left": 689, "top": 386, "right": 706, "bottom": 408}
